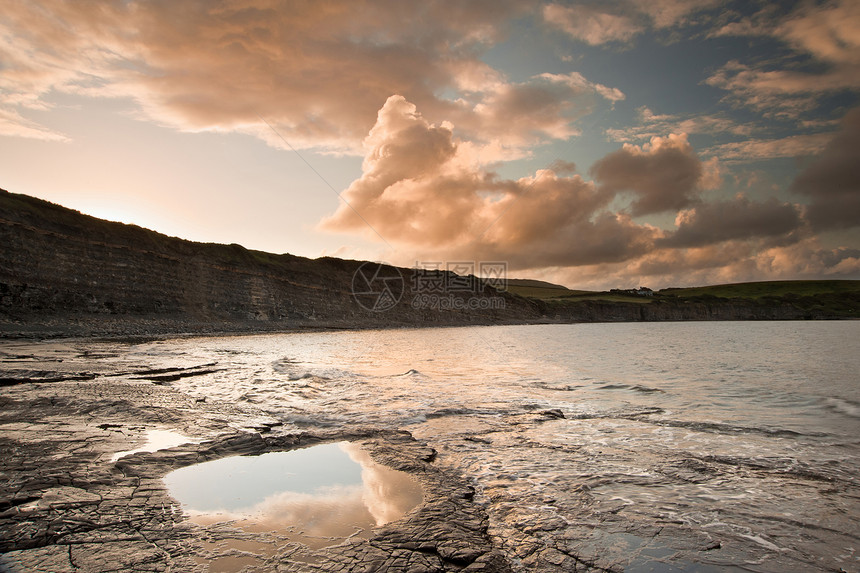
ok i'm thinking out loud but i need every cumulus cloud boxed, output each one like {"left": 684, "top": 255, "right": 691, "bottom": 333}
{"left": 6, "top": 1, "right": 854, "bottom": 289}
{"left": 319, "top": 95, "right": 481, "bottom": 245}
{"left": 471, "top": 179, "right": 659, "bottom": 267}
{"left": 320, "top": 95, "right": 858, "bottom": 287}
{"left": 790, "top": 107, "right": 860, "bottom": 231}
{"left": 188, "top": 443, "right": 422, "bottom": 538}
{"left": 323, "top": 95, "right": 845, "bottom": 281}
{"left": 320, "top": 95, "right": 659, "bottom": 269}
{"left": 340, "top": 443, "right": 422, "bottom": 526}
{"left": 589, "top": 133, "right": 709, "bottom": 216}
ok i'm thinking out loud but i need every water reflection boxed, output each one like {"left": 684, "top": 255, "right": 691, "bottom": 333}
{"left": 164, "top": 441, "right": 423, "bottom": 554}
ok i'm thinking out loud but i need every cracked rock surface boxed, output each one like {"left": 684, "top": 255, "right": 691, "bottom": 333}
{"left": 0, "top": 376, "right": 510, "bottom": 572}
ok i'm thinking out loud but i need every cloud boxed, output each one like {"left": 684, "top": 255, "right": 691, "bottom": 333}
{"left": 705, "top": 61, "right": 842, "bottom": 118}
{"left": 548, "top": 237, "right": 860, "bottom": 291}
{"left": 0, "top": 0, "right": 623, "bottom": 154}
{"left": 471, "top": 179, "right": 659, "bottom": 268}
{"left": 340, "top": 443, "right": 423, "bottom": 526}
{"left": 319, "top": 95, "right": 480, "bottom": 245}
{"left": 320, "top": 95, "right": 659, "bottom": 269}
{"left": 543, "top": 0, "right": 720, "bottom": 46}
{"left": 463, "top": 72, "right": 625, "bottom": 147}
{"left": 0, "top": 108, "right": 69, "bottom": 141}
{"left": 706, "top": 0, "right": 860, "bottom": 116}
{"left": 790, "top": 107, "right": 860, "bottom": 231}
{"left": 589, "top": 133, "right": 708, "bottom": 216}
{"left": 319, "top": 96, "right": 857, "bottom": 288}
{"left": 324, "top": 96, "right": 846, "bottom": 280}
{"left": 607, "top": 107, "right": 753, "bottom": 143}
{"left": 705, "top": 132, "right": 832, "bottom": 161}
{"left": 543, "top": 3, "right": 642, "bottom": 45}
{"left": 630, "top": 0, "right": 721, "bottom": 29}
{"left": 187, "top": 442, "right": 422, "bottom": 538}
{"left": 661, "top": 196, "right": 803, "bottom": 248}
{"left": 0, "top": 0, "right": 129, "bottom": 140}
{"left": 778, "top": 0, "right": 860, "bottom": 68}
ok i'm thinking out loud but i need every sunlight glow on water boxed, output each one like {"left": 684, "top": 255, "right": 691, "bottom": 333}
{"left": 4, "top": 321, "right": 858, "bottom": 571}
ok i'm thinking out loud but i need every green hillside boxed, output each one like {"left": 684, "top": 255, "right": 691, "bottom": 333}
{"left": 504, "top": 279, "right": 590, "bottom": 299}
{"left": 510, "top": 279, "right": 860, "bottom": 317}
{"left": 659, "top": 280, "right": 860, "bottom": 299}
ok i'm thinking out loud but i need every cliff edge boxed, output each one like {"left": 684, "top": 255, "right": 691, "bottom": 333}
{"left": 2, "top": 188, "right": 857, "bottom": 338}
{"left": 0, "top": 189, "right": 540, "bottom": 337}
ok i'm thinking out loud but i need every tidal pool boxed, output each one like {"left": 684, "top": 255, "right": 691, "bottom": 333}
{"left": 164, "top": 441, "right": 423, "bottom": 558}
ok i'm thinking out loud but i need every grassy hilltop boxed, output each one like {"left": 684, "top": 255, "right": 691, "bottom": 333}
{"left": 505, "top": 278, "right": 860, "bottom": 318}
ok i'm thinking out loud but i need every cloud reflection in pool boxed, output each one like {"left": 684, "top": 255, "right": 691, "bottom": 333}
{"left": 164, "top": 441, "right": 423, "bottom": 549}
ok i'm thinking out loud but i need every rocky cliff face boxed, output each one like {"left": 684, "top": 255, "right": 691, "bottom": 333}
{"left": 0, "top": 189, "right": 541, "bottom": 336}
{"left": 1, "top": 189, "right": 855, "bottom": 337}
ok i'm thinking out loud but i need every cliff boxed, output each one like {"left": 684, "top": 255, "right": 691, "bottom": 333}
{"left": 1, "top": 188, "right": 856, "bottom": 338}
{"left": 538, "top": 297, "right": 858, "bottom": 322}
{"left": 0, "top": 189, "right": 541, "bottom": 337}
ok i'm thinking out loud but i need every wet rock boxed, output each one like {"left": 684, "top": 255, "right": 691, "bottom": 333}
{"left": 0, "top": 377, "right": 513, "bottom": 572}
{"left": 540, "top": 409, "right": 565, "bottom": 419}
{"left": 0, "top": 371, "right": 97, "bottom": 386}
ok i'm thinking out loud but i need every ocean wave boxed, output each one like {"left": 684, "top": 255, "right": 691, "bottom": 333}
{"left": 396, "top": 369, "right": 423, "bottom": 377}
{"left": 287, "top": 372, "right": 314, "bottom": 381}
{"left": 425, "top": 406, "right": 501, "bottom": 419}
{"left": 626, "top": 414, "right": 829, "bottom": 438}
{"left": 697, "top": 454, "right": 844, "bottom": 483}
{"left": 597, "top": 382, "right": 665, "bottom": 394}
{"left": 824, "top": 397, "right": 860, "bottom": 419}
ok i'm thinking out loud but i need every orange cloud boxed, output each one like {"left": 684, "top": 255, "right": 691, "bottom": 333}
{"left": 320, "top": 95, "right": 661, "bottom": 268}
{"left": 321, "top": 97, "right": 858, "bottom": 286}
{"left": 1, "top": 0, "right": 622, "bottom": 153}
{"left": 550, "top": 238, "right": 860, "bottom": 291}
{"left": 468, "top": 72, "right": 625, "bottom": 145}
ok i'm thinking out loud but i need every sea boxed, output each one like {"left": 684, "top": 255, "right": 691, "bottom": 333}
{"left": 4, "top": 321, "right": 859, "bottom": 571}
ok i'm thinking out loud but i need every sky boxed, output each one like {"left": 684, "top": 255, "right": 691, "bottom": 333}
{"left": 2, "top": 0, "right": 859, "bottom": 290}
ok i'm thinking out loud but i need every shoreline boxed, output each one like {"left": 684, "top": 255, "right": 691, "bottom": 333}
{"left": 0, "top": 358, "right": 512, "bottom": 572}
{"left": 2, "top": 312, "right": 856, "bottom": 343}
